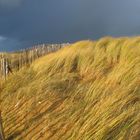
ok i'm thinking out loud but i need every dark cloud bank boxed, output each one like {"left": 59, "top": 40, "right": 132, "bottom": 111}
{"left": 0, "top": 0, "right": 140, "bottom": 51}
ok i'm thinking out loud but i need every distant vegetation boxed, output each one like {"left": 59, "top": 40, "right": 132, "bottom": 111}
{"left": 1, "top": 37, "right": 140, "bottom": 139}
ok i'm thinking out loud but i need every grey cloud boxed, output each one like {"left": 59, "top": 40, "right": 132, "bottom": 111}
{"left": 0, "top": 0, "right": 22, "bottom": 7}
{"left": 1, "top": 0, "right": 140, "bottom": 51}
{"left": 0, "top": 36, "right": 26, "bottom": 51}
{"left": 0, "top": 36, "right": 6, "bottom": 41}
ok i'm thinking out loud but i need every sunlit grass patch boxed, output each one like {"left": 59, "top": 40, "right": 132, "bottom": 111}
{"left": 1, "top": 37, "right": 140, "bottom": 139}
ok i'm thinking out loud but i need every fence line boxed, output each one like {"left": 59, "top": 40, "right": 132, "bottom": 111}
{"left": 0, "top": 43, "right": 70, "bottom": 79}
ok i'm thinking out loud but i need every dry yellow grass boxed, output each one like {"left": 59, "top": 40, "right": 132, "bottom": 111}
{"left": 1, "top": 36, "right": 140, "bottom": 140}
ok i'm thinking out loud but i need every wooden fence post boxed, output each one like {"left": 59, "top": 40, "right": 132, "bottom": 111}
{"left": 0, "top": 58, "right": 3, "bottom": 78}
{"left": 0, "top": 69, "right": 5, "bottom": 140}
{"left": 2, "top": 58, "right": 6, "bottom": 80}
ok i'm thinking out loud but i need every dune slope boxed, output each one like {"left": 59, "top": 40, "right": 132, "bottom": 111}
{"left": 1, "top": 37, "right": 140, "bottom": 140}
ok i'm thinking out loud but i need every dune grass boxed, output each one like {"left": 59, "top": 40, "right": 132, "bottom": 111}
{"left": 1, "top": 37, "right": 140, "bottom": 139}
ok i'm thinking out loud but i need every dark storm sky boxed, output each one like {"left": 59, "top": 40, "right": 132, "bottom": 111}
{"left": 0, "top": 0, "right": 140, "bottom": 51}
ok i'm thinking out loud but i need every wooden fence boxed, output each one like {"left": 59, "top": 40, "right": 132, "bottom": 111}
{"left": 0, "top": 43, "right": 69, "bottom": 80}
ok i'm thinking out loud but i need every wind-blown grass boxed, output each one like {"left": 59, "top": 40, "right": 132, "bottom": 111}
{"left": 1, "top": 36, "right": 140, "bottom": 140}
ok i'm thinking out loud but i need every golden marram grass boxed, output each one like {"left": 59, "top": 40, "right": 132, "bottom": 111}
{"left": 1, "top": 36, "right": 140, "bottom": 139}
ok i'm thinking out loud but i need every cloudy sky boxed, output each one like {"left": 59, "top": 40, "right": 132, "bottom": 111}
{"left": 0, "top": 0, "right": 140, "bottom": 51}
